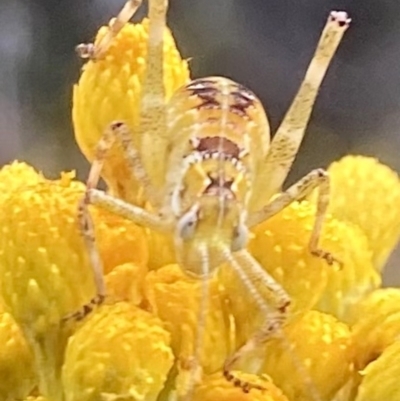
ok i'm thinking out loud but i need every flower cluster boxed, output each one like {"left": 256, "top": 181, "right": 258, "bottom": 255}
{"left": 0, "top": 17, "right": 400, "bottom": 401}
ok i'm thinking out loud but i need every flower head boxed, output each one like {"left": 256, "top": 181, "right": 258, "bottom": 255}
{"left": 261, "top": 310, "right": 354, "bottom": 401}
{"left": 73, "top": 19, "right": 190, "bottom": 206}
{"left": 0, "top": 310, "right": 37, "bottom": 400}
{"left": 62, "top": 302, "right": 174, "bottom": 401}
{"left": 323, "top": 155, "right": 400, "bottom": 270}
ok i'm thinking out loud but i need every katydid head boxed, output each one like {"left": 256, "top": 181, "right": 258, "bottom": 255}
{"left": 175, "top": 192, "right": 248, "bottom": 277}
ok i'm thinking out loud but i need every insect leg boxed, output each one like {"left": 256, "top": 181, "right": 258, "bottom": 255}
{"left": 64, "top": 189, "right": 171, "bottom": 323}
{"left": 221, "top": 248, "right": 290, "bottom": 393}
{"left": 138, "top": 0, "right": 169, "bottom": 191}
{"left": 87, "top": 121, "right": 160, "bottom": 205}
{"left": 249, "top": 168, "right": 340, "bottom": 266}
{"left": 76, "top": 0, "right": 143, "bottom": 60}
{"left": 251, "top": 11, "right": 350, "bottom": 210}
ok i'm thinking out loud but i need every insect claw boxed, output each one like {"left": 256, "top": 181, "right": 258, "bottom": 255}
{"left": 311, "top": 248, "right": 343, "bottom": 269}
{"left": 223, "top": 369, "right": 267, "bottom": 393}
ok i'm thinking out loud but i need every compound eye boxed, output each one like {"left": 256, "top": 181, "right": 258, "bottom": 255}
{"left": 231, "top": 223, "right": 248, "bottom": 252}
{"left": 177, "top": 209, "right": 198, "bottom": 241}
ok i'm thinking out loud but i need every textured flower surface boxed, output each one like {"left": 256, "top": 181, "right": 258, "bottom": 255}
{"left": 0, "top": 12, "right": 399, "bottom": 401}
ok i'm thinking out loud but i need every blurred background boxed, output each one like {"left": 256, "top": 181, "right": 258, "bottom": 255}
{"left": 0, "top": 0, "right": 399, "bottom": 281}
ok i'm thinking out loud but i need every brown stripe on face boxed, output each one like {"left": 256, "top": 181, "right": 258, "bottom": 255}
{"left": 195, "top": 136, "right": 241, "bottom": 159}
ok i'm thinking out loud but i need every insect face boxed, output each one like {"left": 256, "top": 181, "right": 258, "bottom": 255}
{"left": 175, "top": 192, "right": 248, "bottom": 277}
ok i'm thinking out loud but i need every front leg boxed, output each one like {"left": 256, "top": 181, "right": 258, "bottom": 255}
{"left": 249, "top": 168, "right": 340, "bottom": 266}
{"left": 64, "top": 189, "right": 172, "bottom": 323}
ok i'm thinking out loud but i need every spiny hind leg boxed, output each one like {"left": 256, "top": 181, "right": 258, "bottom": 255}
{"left": 76, "top": 0, "right": 143, "bottom": 60}
{"left": 221, "top": 249, "right": 290, "bottom": 392}
{"left": 248, "top": 168, "right": 341, "bottom": 266}
{"left": 251, "top": 11, "right": 350, "bottom": 209}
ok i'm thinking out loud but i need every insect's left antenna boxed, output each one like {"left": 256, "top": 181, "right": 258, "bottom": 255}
{"left": 76, "top": 0, "right": 143, "bottom": 60}
{"left": 252, "top": 11, "right": 351, "bottom": 208}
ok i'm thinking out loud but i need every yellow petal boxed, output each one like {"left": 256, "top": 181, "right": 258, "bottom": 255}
{"left": 355, "top": 340, "right": 400, "bottom": 401}
{"left": 0, "top": 310, "right": 37, "bottom": 399}
{"left": 73, "top": 19, "right": 190, "bottom": 205}
{"left": 325, "top": 155, "right": 400, "bottom": 270}
{"left": 62, "top": 302, "right": 174, "bottom": 401}
{"left": 0, "top": 168, "right": 148, "bottom": 399}
{"left": 0, "top": 173, "right": 94, "bottom": 399}
{"left": 191, "top": 372, "right": 289, "bottom": 401}
{"left": 261, "top": 310, "right": 354, "bottom": 401}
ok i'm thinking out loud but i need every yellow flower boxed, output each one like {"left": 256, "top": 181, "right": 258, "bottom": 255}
{"left": 25, "top": 397, "right": 47, "bottom": 401}
{"left": 355, "top": 340, "right": 400, "bottom": 401}
{"left": 73, "top": 19, "right": 190, "bottom": 206}
{"left": 3, "top": 5, "right": 400, "bottom": 400}
{"left": 0, "top": 310, "right": 37, "bottom": 400}
{"left": 261, "top": 310, "right": 354, "bottom": 401}
{"left": 0, "top": 161, "right": 45, "bottom": 198}
{"left": 191, "top": 372, "right": 289, "bottom": 401}
{"left": 62, "top": 302, "right": 174, "bottom": 401}
{"left": 144, "top": 264, "right": 232, "bottom": 376}
{"left": 105, "top": 262, "right": 147, "bottom": 305}
{"left": 322, "top": 155, "right": 400, "bottom": 270}
{"left": 231, "top": 200, "right": 361, "bottom": 346}
{"left": 0, "top": 165, "right": 148, "bottom": 400}
{"left": 315, "top": 221, "right": 380, "bottom": 322}
{"left": 351, "top": 288, "right": 400, "bottom": 370}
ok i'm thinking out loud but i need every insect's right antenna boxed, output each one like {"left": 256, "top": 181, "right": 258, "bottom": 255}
{"left": 76, "top": 0, "right": 143, "bottom": 60}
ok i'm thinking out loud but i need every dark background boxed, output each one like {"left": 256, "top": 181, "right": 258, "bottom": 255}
{"left": 0, "top": 0, "right": 399, "bottom": 282}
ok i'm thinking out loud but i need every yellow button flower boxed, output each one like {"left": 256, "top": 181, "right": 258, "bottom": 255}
{"left": 323, "top": 155, "right": 400, "bottom": 270}
{"left": 0, "top": 165, "right": 148, "bottom": 400}
{"left": 0, "top": 310, "right": 37, "bottom": 400}
{"left": 315, "top": 221, "right": 380, "bottom": 322}
{"left": 191, "top": 372, "right": 289, "bottom": 401}
{"left": 144, "top": 264, "right": 232, "bottom": 376}
{"left": 355, "top": 340, "right": 400, "bottom": 401}
{"left": 73, "top": 19, "right": 190, "bottom": 206}
{"left": 62, "top": 302, "right": 174, "bottom": 401}
{"left": 261, "top": 310, "right": 354, "bottom": 401}
{"left": 351, "top": 288, "right": 400, "bottom": 370}
{"left": 105, "top": 262, "right": 147, "bottom": 305}
{"left": 0, "top": 161, "right": 44, "bottom": 198}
